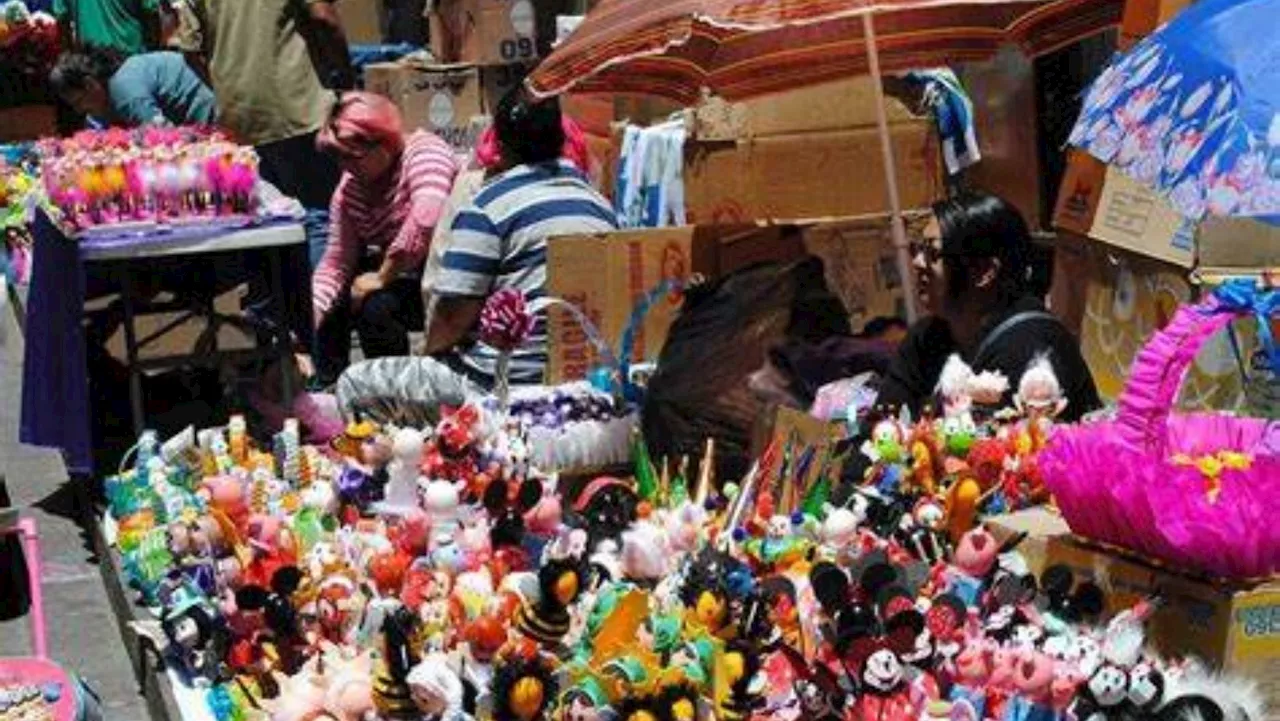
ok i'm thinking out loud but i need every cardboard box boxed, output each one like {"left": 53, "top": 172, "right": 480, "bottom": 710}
{"left": 1053, "top": 150, "right": 1278, "bottom": 278}
{"left": 986, "top": 507, "right": 1072, "bottom": 586}
{"left": 1041, "top": 535, "right": 1280, "bottom": 706}
{"left": 428, "top": 0, "right": 538, "bottom": 65}
{"left": 544, "top": 217, "right": 912, "bottom": 382}
{"left": 544, "top": 225, "right": 790, "bottom": 383}
{"left": 689, "top": 76, "right": 919, "bottom": 142}
{"left": 684, "top": 121, "right": 942, "bottom": 224}
{"left": 1196, "top": 217, "right": 1280, "bottom": 280}
{"left": 1088, "top": 166, "right": 1194, "bottom": 267}
{"left": 337, "top": 0, "right": 384, "bottom": 44}
{"left": 370, "top": 62, "right": 486, "bottom": 150}
{"left": 1052, "top": 149, "right": 1107, "bottom": 236}
{"left": 364, "top": 62, "right": 410, "bottom": 100}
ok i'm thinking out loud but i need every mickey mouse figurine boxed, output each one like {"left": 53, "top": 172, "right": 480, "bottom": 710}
{"left": 485, "top": 477, "right": 544, "bottom": 549}
{"left": 160, "top": 583, "right": 229, "bottom": 686}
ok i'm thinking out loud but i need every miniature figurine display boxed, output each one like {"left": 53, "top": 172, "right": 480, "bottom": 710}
{"left": 37, "top": 127, "right": 260, "bottom": 232}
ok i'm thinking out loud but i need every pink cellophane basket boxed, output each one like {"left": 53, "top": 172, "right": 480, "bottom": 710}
{"left": 1040, "top": 294, "right": 1280, "bottom": 580}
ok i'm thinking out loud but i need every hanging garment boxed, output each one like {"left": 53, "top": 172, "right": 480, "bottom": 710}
{"left": 902, "top": 68, "right": 981, "bottom": 176}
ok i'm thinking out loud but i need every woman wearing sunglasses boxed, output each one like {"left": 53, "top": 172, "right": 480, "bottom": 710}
{"left": 876, "top": 190, "right": 1100, "bottom": 421}
{"left": 311, "top": 92, "right": 461, "bottom": 387}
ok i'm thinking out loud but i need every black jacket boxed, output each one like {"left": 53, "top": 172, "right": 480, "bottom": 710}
{"left": 876, "top": 297, "right": 1101, "bottom": 422}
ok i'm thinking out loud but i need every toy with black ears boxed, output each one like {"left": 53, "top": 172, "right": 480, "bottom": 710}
{"left": 1038, "top": 564, "right": 1105, "bottom": 627}
{"left": 373, "top": 603, "right": 424, "bottom": 719}
{"left": 568, "top": 476, "right": 640, "bottom": 554}
{"left": 679, "top": 547, "right": 742, "bottom": 639}
{"left": 492, "top": 644, "right": 560, "bottom": 721}
{"left": 1156, "top": 668, "right": 1265, "bottom": 721}
{"left": 515, "top": 557, "right": 586, "bottom": 648}
{"left": 234, "top": 565, "right": 305, "bottom": 673}
{"left": 775, "top": 643, "right": 847, "bottom": 721}
{"left": 485, "top": 476, "right": 544, "bottom": 549}
{"left": 160, "top": 582, "right": 230, "bottom": 685}
{"left": 1070, "top": 597, "right": 1163, "bottom": 721}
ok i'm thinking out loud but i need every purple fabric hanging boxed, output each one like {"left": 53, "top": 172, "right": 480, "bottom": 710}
{"left": 21, "top": 211, "right": 92, "bottom": 475}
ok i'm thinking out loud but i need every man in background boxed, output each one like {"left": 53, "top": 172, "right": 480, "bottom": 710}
{"left": 54, "top": 0, "right": 161, "bottom": 55}
{"left": 173, "top": 0, "right": 353, "bottom": 343}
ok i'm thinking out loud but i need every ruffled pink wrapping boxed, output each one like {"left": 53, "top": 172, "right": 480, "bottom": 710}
{"left": 1040, "top": 300, "right": 1280, "bottom": 579}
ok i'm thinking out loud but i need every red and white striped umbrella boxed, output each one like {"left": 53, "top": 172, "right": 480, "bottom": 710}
{"left": 530, "top": 0, "right": 1122, "bottom": 103}
{"left": 529, "top": 0, "right": 1123, "bottom": 319}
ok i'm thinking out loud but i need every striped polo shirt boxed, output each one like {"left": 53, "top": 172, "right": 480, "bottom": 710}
{"left": 312, "top": 130, "right": 460, "bottom": 325}
{"left": 435, "top": 160, "right": 618, "bottom": 386}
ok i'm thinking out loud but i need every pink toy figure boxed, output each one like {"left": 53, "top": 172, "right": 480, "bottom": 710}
{"left": 945, "top": 527, "right": 1001, "bottom": 607}
{"left": 199, "top": 474, "right": 249, "bottom": 528}
{"left": 1003, "top": 650, "right": 1057, "bottom": 721}
{"left": 1050, "top": 665, "right": 1084, "bottom": 713}
{"left": 523, "top": 492, "right": 561, "bottom": 537}
{"left": 949, "top": 640, "right": 991, "bottom": 718}
{"left": 123, "top": 157, "right": 145, "bottom": 219}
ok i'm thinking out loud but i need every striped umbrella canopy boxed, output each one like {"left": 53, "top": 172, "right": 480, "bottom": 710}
{"left": 528, "top": 0, "right": 1123, "bottom": 103}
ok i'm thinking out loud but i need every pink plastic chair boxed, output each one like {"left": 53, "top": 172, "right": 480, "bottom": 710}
{"left": 0, "top": 508, "right": 46, "bottom": 659}
{"left": 0, "top": 509, "right": 97, "bottom": 720}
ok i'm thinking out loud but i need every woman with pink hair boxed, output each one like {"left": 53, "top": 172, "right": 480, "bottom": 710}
{"left": 310, "top": 92, "right": 461, "bottom": 385}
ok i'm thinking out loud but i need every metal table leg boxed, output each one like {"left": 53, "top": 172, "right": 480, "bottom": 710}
{"left": 267, "top": 247, "right": 294, "bottom": 409}
{"left": 118, "top": 270, "right": 146, "bottom": 437}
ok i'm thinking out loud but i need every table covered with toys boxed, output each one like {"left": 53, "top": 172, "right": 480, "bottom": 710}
{"left": 87, "top": 277, "right": 1279, "bottom": 721}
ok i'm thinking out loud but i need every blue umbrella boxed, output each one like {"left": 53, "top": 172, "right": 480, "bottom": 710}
{"left": 1068, "top": 0, "right": 1280, "bottom": 220}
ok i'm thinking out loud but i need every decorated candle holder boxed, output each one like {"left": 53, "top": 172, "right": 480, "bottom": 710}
{"left": 36, "top": 127, "right": 261, "bottom": 232}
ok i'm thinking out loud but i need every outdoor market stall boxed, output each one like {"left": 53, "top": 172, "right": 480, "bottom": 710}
{"left": 15, "top": 127, "right": 313, "bottom": 475}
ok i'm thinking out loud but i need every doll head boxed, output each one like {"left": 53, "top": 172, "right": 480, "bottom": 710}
{"left": 819, "top": 504, "right": 863, "bottom": 548}
{"left": 323, "top": 649, "right": 375, "bottom": 721}
{"left": 1010, "top": 649, "right": 1056, "bottom": 700}
{"left": 1015, "top": 354, "right": 1067, "bottom": 419}
{"left": 406, "top": 653, "right": 464, "bottom": 716}
{"left": 620, "top": 521, "right": 669, "bottom": 582}
{"left": 954, "top": 639, "right": 991, "bottom": 684}
{"left": 952, "top": 527, "right": 999, "bottom": 577}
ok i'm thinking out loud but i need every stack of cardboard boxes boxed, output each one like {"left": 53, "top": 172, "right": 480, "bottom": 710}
{"left": 683, "top": 76, "right": 943, "bottom": 224}
{"left": 362, "top": 0, "right": 544, "bottom": 151}
{"left": 541, "top": 76, "right": 942, "bottom": 383}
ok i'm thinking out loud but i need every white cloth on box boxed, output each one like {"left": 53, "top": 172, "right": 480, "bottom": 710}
{"left": 615, "top": 120, "right": 686, "bottom": 228}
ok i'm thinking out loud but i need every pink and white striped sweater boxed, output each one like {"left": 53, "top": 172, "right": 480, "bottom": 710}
{"left": 312, "top": 130, "right": 460, "bottom": 325}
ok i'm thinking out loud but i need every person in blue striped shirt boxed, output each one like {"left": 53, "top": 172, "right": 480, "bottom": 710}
{"left": 334, "top": 89, "right": 618, "bottom": 424}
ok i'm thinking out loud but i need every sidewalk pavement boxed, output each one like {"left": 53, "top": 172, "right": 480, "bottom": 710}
{"left": 0, "top": 288, "right": 152, "bottom": 720}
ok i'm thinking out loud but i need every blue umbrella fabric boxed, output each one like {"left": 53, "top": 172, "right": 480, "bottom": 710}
{"left": 1069, "top": 0, "right": 1280, "bottom": 220}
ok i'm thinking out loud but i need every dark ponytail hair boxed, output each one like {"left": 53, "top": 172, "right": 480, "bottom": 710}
{"left": 493, "top": 86, "right": 565, "bottom": 167}
{"left": 931, "top": 190, "right": 1032, "bottom": 304}
{"left": 49, "top": 45, "right": 126, "bottom": 95}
